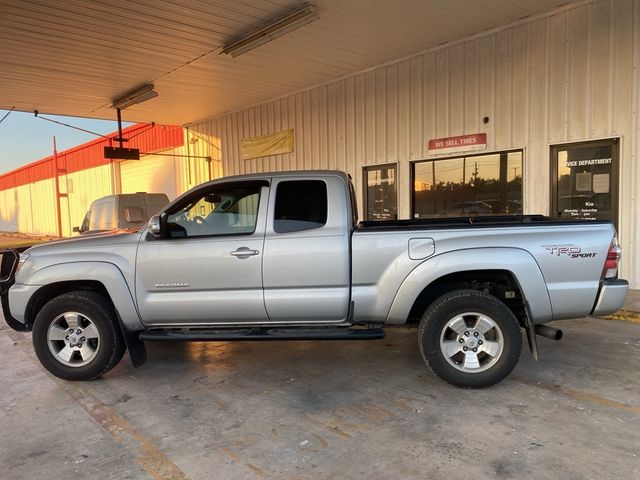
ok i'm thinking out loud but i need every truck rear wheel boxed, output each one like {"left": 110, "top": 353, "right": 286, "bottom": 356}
{"left": 418, "top": 289, "right": 521, "bottom": 388}
{"left": 32, "top": 291, "right": 126, "bottom": 381}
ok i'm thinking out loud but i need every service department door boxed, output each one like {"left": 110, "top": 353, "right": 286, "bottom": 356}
{"left": 551, "top": 139, "right": 618, "bottom": 226}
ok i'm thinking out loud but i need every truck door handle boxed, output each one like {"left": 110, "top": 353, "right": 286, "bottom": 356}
{"left": 229, "top": 247, "right": 259, "bottom": 258}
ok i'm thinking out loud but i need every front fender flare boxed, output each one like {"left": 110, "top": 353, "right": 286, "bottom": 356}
{"left": 25, "top": 261, "right": 144, "bottom": 332}
{"left": 23, "top": 262, "right": 147, "bottom": 367}
{"left": 386, "top": 247, "right": 552, "bottom": 324}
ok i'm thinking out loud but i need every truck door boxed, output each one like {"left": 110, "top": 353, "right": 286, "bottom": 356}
{"left": 135, "top": 181, "right": 269, "bottom": 325}
{"left": 262, "top": 176, "right": 351, "bottom": 323}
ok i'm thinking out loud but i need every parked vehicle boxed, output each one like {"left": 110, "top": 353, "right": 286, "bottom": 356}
{"left": 445, "top": 200, "right": 493, "bottom": 215}
{"left": 74, "top": 193, "right": 170, "bottom": 234}
{"left": 0, "top": 171, "right": 628, "bottom": 388}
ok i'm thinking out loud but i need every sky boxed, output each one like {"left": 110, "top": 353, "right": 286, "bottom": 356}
{"left": 0, "top": 109, "right": 132, "bottom": 175}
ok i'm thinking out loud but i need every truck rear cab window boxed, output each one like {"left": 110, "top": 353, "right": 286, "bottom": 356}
{"left": 274, "top": 180, "right": 327, "bottom": 233}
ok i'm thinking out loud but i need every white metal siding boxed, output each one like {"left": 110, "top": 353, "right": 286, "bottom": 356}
{"left": 186, "top": 0, "right": 640, "bottom": 287}
{"left": 2, "top": 180, "right": 58, "bottom": 236}
{"left": 28, "top": 178, "right": 57, "bottom": 235}
{"left": 120, "top": 152, "right": 178, "bottom": 200}
{"left": 0, "top": 188, "right": 18, "bottom": 232}
{"left": 62, "top": 164, "right": 115, "bottom": 236}
{"left": 0, "top": 164, "right": 116, "bottom": 237}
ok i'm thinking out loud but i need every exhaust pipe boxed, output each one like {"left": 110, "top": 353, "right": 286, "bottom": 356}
{"left": 535, "top": 324, "right": 563, "bottom": 341}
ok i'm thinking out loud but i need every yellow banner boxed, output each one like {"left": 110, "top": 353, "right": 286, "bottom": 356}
{"left": 241, "top": 129, "right": 294, "bottom": 160}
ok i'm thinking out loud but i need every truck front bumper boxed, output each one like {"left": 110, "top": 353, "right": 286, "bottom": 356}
{"left": 591, "top": 278, "right": 629, "bottom": 317}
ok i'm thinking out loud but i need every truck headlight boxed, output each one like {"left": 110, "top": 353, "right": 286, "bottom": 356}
{"left": 16, "top": 253, "right": 29, "bottom": 274}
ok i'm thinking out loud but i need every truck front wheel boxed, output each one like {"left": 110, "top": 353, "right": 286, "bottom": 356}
{"left": 418, "top": 289, "right": 522, "bottom": 388}
{"left": 32, "top": 291, "right": 126, "bottom": 381}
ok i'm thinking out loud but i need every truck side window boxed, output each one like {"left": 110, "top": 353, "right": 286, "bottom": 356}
{"left": 166, "top": 185, "right": 261, "bottom": 238}
{"left": 274, "top": 180, "right": 327, "bottom": 233}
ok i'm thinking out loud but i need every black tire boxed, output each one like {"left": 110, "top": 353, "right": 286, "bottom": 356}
{"left": 418, "top": 289, "right": 522, "bottom": 388}
{"left": 32, "top": 291, "right": 126, "bottom": 381}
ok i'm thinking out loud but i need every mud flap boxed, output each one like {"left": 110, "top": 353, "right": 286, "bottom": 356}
{"left": 1, "top": 292, "right": 29, "bottom": 332}
{"left": 115, "top": 312, "right": 147, "bottom": 368}
{"left": 523, "top": 301, "right": 539, "bottom": 361}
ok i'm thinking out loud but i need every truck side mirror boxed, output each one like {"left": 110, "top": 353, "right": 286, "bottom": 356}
{"left": 72, "top": 226, "right": 80, "bottom": 233}
{"left": 148, "top": 215, "right": 163, "bottom": 237}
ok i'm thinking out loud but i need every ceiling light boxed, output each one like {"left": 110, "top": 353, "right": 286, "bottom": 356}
{"left": 221, "top": 5, "right": 319, "bottom": 58}
{"left": 112, "top": 84, "right": 158, "bottom": 109}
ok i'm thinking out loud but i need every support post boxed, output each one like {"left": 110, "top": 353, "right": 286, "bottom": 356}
{"left": 53, "top": 137, "right": 63, "bottom": 238}
{"left": 117, "top": 108, "right": 124, "bottom": 148}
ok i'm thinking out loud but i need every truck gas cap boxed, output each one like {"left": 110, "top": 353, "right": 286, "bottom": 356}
{"left": 408, "top": 238, "right": 435, "bottom": 260}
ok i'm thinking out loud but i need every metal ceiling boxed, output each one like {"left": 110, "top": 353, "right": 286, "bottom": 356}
{"left": 0, "top": 0, "right": 572, "bottom": 126}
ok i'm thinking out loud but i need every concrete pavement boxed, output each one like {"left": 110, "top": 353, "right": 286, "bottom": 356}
{"left": 622, "top": 289, "right": 640, "bottom": 313}
{"left": 601, "top": 289, "right": 640, "bottom": 323}
{"left": 1, "top": 314, "right": 638, "bottom": 480}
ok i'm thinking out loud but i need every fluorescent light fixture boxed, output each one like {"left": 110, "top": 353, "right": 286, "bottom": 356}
{"left": 221, "top": 5, "right": 319, "bottom": 58}
{"left": 112, "top": 84, "right": 158, "bottom": 109}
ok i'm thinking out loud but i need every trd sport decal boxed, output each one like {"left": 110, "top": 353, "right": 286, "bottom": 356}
{"left": 543, "top": 245, "right": 597, "bottom": 258}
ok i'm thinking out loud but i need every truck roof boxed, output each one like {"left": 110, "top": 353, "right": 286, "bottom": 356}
{"left": 201, "top": 170, "right": 350, "bottom": 186}
{"left": 91, "top": 192, "right": 169, "bottom": 202}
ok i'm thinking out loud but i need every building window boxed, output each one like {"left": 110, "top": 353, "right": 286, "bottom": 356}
{"left": 551, "top": 139, "right": 618, "bottom": 226}
{"left": 364, "top": 164, "right": 397, "bottom": 221}
{"left": 412, "top": 151, "right": 523, "bottom": 218}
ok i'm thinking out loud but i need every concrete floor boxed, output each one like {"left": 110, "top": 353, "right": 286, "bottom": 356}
{"left": 623, "top": 289, "right": 640, "bottom": 313}
{"left": 1, "top": 317, "right": 638, "bottom": 480}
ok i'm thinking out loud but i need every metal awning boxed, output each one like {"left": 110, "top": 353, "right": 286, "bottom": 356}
{"left": 0, "top": 0, "right": 569, "bottom": 125}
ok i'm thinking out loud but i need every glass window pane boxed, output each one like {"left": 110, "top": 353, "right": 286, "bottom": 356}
{"left": 435, "top": 158, "right": 464, "bottom": 186}
{"left": 412, "top": 151, "right": 523, "bottom": 218}
{"left": 468, "top": 154, "right": 500, "bottom": 183}
{"left": 274, "top": 180, "right": 327, "bottom": 233}
{"left": 166, "top": 185, "right": 260, "bottom": 238}
{"left": 365, "top": 165, "right": 397, "bottom": 221}
{"left": 94, "top": 201, "right": 115, "bottom": 230}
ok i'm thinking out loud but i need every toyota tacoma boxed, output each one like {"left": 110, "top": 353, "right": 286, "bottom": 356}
{"left": 0, "top": 171, "right": 628, "bottom": 387}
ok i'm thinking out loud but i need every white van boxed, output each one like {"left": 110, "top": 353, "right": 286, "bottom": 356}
{"left": 74, "top": 193, "right": 169, "bottom": 235}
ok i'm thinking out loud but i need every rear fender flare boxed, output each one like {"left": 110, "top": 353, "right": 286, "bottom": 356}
{"left": 387, "top": 247, "right": 552, "bottom": 324}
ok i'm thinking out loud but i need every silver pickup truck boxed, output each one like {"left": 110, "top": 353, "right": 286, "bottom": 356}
{"left": 0, "top": 171, "right": 628, "bottom": 388}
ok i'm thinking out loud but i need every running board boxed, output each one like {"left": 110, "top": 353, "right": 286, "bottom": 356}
{"left": 139, "top": 327, "right": 385, "bottom": 342}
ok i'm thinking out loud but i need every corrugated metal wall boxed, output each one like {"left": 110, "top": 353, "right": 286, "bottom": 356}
{"left": 0, "top": 124, "right": 185, "bottom": 237}
{"left": 0, "top": 188, "right": 17, "bottom": 232}
{"left": 175, "top": 128, "right": 224, "bottom": 192}
{"left": 61, "top": 164, "right": 115, "bottom": 234}
{"left": 25, "top": 179, "right": 57, "bottom": 235}
{"left": 120, "top": 150, "right": 180, "bottom": 200}
{"left": 186, "top": 0, "right": 640, "bottom": 287}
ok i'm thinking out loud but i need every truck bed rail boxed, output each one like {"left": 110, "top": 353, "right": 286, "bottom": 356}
{"left": 357, "top": 215, "right": 611, "bottom": 231}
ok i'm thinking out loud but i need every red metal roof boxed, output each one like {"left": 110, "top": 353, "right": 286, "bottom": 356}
{"left": 0, "top": 123, "right": 183, "bottom": 191}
